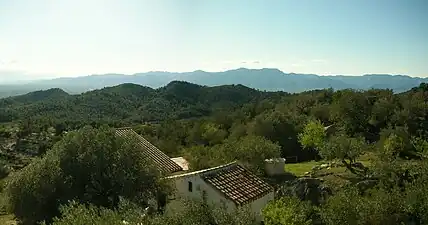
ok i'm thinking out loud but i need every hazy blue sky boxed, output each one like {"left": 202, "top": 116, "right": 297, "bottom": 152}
{"left": 0, "top": 0, "right": 427, "bottom": 80}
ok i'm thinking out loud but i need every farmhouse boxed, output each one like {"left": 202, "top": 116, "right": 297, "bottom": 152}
{"left": 115, "top": 127, "right": 275, "bottom": 222}
{"left": 166, "top": 161, "right": 274, "bottom": 222}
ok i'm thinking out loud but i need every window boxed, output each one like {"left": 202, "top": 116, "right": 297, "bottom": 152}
{"left": 202, "top": 190, "right": 207, "bottom": 202}
{"left": 188, "top": 181, "right": 193, "bottom": 192}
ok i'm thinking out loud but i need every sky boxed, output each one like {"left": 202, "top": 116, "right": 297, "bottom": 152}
{"left": 0, "top": 0, "right": 427, "bottom": 82}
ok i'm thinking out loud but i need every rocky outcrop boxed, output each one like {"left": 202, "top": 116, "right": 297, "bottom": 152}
{"left": 276, "top": 177, "right": 332, "bottom": 205}
{"left": 303, "top": 161, "right": 342, "bottom": 177}
{"left": 356, "top": 179, "right": 378, "bottom": 192}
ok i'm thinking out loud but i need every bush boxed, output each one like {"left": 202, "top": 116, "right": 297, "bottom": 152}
{"left": 46, "top": 198, "right": 148, "bottom": 225}
{"left": 262, "top": 196, "right": 314, "bottom": 225}
{"left": 48, "top": 198, "right": 257, "bottom": 225}
{"left": 5, "top": 126, "right": 165, "bottom": 224}
{"left": 0, "top": 160, "right": 10, "bottom": 179}
{"left": 320, "top": 186, "right": 406, "bottom": 225}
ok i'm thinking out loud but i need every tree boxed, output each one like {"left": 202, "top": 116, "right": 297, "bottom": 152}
{"left": 201, "top": 122, "right": 228, "bottom": 146}
{"left": 220, "top": 135, "right": 281, "bottom": 175}
{"left": 0, "top": 126, "right": 11, "bottom": 138}
{"left": 378, "top": 126, "right": 416, "bottom": 159}
{"left": 183, "top": 135, "right": 281, "bottom": 175}
{"left": 298, "top": 120, "right": 326, "bottom": 150}
{"left": 320, "top": 186, "right": 405, "bottom": 225}
{"left": 299, "top": 120, "right": 368, "bottom": 174}
{"left": 248, "top": 111, "right": 305, "bottom": 160}
{"left": 262, "top": 196, "right": 313, "bottom": 225}
{"left": 404, "top": 160, "right": 428, "bottom": 224}
{"left": 329, "top": 90, "right": 371, "bottom": 137}
{"left": 320, "top": 134, "right": 367, "bottom": 174}
{"left": 183, "top": 145, "right": 219, "bottom": 170}
{"left": 5, "top": 126, "right": 166, "bottom": 224}
{"left": 0, "top": 159, "right": 10, "bottom": 179}
{"left": 42, "top": 201, "right": 133, "bottom": 225}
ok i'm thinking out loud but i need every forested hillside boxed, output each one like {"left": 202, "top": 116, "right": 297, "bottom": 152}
{"left": 0, "top": 81, "right": 286, "bottom": 125}
{"left": 0, "top": 82, "right": 427, "bottom": 224}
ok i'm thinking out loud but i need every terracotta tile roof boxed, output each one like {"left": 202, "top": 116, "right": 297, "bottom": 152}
{"left": 201, "top": 162, "right": 273, "bottom": 206}
{"left": 115, "top": 127, "right": 183, "bottom": 174}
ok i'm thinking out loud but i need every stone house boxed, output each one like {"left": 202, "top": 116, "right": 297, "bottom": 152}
{"left": 165, "top": 161, "right": 274, "bottom": 222}
{"left": 115, "top": 127, "right": 275, "bottom": 223}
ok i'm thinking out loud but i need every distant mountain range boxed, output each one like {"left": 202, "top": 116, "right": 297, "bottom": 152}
{"left": 1, "top": 68, "right": 427, "bottom": 98}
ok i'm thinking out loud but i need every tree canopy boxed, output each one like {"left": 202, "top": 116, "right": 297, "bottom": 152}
{"left": 5, "top": 126, "right": 165, "bottom": 224}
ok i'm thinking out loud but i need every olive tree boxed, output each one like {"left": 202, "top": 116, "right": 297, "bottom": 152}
{"left": 5, "top": 126, "right": 166, "bottom": 224}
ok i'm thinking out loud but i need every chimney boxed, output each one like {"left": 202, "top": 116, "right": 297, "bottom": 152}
{"left": 264, "top": 158, "right": 286, "bottom": 176}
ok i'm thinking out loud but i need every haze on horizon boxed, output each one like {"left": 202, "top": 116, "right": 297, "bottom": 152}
{"left": 0, "top": 0, "right": 427, "bottom": 83}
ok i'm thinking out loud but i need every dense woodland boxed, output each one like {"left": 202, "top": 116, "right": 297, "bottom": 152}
{"left": 0, "top": 81, "right": 427, "bottom": 224}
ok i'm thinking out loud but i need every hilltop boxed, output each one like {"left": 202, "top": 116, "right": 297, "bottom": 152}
{"left": 0, "top": 81, "right": 287, "bottom": 125}
{"left": 1, "top": 68, "right": 427, "bottom": 98}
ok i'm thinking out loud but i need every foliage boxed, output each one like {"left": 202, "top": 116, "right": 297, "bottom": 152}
{"left": 222, "top": 135, "right": 281, "bottom": 175}
{"left": 320, "top": 186, "right": 406, "bottom": 225}
{"left": 298, "top": 120, "right": 326, "bottom": 150}
{"left": 262, "top": 196, "right": 313, "bottom": 225}
{"left": 160, "top": 198, "right": 257, "bottom": 225}
{"left": 45, "top": 200, "right": 138, "bottom": 225}
{"left": 0, "top": 160, "right": 10, "bottom": 180}
{"left": 2, "top": 81, "right": 427, "bottom": 163}
{"left": 0, "top": 82, "right": 280, "bottom": 126}
{"left": 404, "top": 162, "right": 428, "bottom": 224}
{"left": 184, "top": 135, "right": 281, "bottom": 175}
{"left": 298, "top": 119, "right": 368, "bottom": 174}
{"left": 412, "top": 136, "right": 428, "bottom": 158}
{"left": 319, "top": 135, "right": 366, "bottom": 163}
{"left": 48, "top": 198, "right": 257, "bottom": 225}
{"left": 5, "top": 126, "right": 165, "bottom": 224}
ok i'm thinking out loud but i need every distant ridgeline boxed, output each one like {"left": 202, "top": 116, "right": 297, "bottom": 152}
{"left": 1, "top": 68, "right": 427, "bottom": 98}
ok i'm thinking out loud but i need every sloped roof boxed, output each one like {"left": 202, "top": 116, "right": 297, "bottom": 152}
{"left": 115, "top": 127, "right": 183, "bottom": 174}
{"left": 165, "top": 162, "right": 273, "bottom": 205}
{"left": 168, "top": 162, "right": 273, "bottom": 205}
{"left": 201, "top": 162, "right": 274, "bottom": 206}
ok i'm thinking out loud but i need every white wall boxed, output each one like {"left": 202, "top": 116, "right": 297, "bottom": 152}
{"left": 168, "top": 174, "right": 236, "bottom": 213}
{"left": 247, "top": 191, "right": 274, "bottom": 222}
{"left": 265, "top": 158, "right": 286, "bottom": 176}
{"left": 167, "top": 174, "right": 274, "bottom": 223}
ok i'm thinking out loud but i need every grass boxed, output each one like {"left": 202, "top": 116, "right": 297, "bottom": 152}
{"left": 284, "top": 154, "right": 376, "bottom": 191}
{"left": 285, "top": 161, "right": 321, "bottom": 177}
{"left": 285, "top": 154, "right": 374, "bottom": 177}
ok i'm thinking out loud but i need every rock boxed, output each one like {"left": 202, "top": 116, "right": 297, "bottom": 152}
{"left": 356, "top": 179, "right": 378, "bottom": 192}
{"left": 352, "top": 162, "right": 366, "bottom": 169}
{"left": 276, "top": 177, "right": 332, "bottom": 205}
{"left": 319, "top": 164, "right": 329, "bottom": 169}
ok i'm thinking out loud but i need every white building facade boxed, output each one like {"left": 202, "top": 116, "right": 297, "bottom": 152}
{"left": 166, "top": 162, "right": 275, "bottom": 222}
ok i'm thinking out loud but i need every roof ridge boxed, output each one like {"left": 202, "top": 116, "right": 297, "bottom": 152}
{"left": 165, "top": 161, "right": 238, "bottom": 179}
{"left": 115, "top": 127, "right": 183, "bottom": 174}
{"left": 202, "top": 164, "right": 273, "bottom": 206}
{"left": 116, "top": 127, "right": 133, "bottom": 130}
